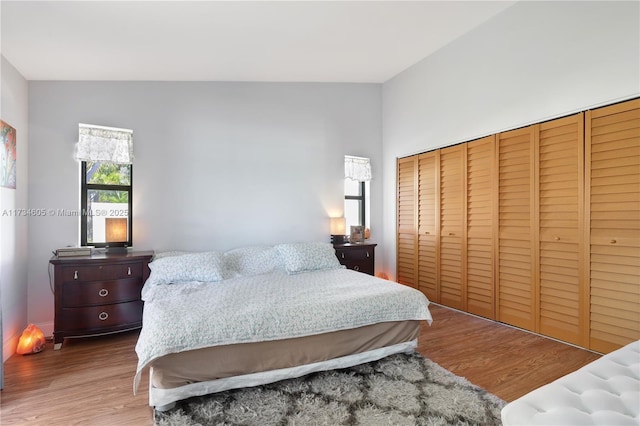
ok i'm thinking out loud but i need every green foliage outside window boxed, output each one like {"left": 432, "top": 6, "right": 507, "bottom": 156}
{"left": 86, "top": 161, "right": 131, "bottom": 203}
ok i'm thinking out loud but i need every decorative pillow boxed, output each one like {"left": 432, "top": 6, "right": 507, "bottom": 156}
{"left": 275, "top": 242, "right": 344, "bottom": 274}
{"left": 224, "top": 246, "right": 281, "bottom": 276}
{"left": 148, "top": 251, "right": 224, "bottom": 283}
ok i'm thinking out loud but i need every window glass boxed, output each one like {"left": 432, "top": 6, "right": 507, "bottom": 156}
{"left": 344, "top": 198, "right": 361, "bottom": 230}
{"left": 81, "top": 161, "right": 132, "bottom": 247}
{"left": 86, "top": 161, "right": 131, "bottom": 185}
{"left": 86, "top": 189, "right": 129, "bottom": 244}
{"left": 344, "top": 180, "right": 366, "bottom": 230}
{"left": 344, "top": 179, "right": 361, "bottom": 197}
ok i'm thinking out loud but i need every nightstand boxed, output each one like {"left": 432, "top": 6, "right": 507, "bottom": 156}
{"left": 333, "top": 243, "right": 376, "bottom": 275}
{"left": 49, "top": 250, "right": 153, "bottom": 349}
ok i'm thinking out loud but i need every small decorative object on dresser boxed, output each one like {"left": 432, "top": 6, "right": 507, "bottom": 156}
{"left": 49, "top": 250, "right": 153, "bottom": 349}
{"left": 333, "top": 242, "right": 376, "bottom": 275}
{"left": 350, "top": 225, "right": 365, "bottom": 243}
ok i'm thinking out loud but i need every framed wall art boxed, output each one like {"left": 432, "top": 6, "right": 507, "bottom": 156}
{"left": 350, "top": 225, "right": 365, "bottom": 243}
{"left": 1, "top": 120, "right": 16, "bottom": 189}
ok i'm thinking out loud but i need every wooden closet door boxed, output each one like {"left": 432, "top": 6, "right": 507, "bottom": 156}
{"left": 586, "top": 99, "right": 640, "bottom": 353}
{"left": 418, "top": 152, "right": 439, "bottom": 301}
{"left": 397, "top": 156, "right": 418, "bottom": 288}
{"left": 497, "top": 127, "right": 537, "bottom": 331}
{"left": 439, "top": 145, "right": 465, "bottom": 310}
{"left": 466, "top": 136, "right": 495, "bottom": 319}
{"left": 537, "top": 113, "right": 586, "bottom": 346}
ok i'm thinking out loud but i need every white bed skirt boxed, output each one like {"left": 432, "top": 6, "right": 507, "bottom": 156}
{"left": 151, "top": 339, "right": 418, "bottom": 410}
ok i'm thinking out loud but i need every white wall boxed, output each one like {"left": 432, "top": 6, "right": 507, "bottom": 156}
{"left": 381, "top": 1, "right": 640, "bottom": 279}
{"left": 1, "top": 56, "right": 29, "bottom": 361}
{"left": 27, "top": 82, "right": 382, "bottom": 333}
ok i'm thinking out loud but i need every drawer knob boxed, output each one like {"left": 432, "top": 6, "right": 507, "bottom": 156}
{"left": 127, "top": 267, "right": 132, "bottom": 276}
{"left": 448, "top": 232, "right": 455, "bottom": 236}
{"left": 425, "top": 231, "right": 430, "bottom": 235}
{"left": 554, "top": 237, "right": 560, "bottom": 241}
{"left": 74, "top": 270, "right": 78, "bottom": 280}
{"left": 341, "top": 253, "right": 345, "bottom": 259}
{"left": 353, "top": 265, "right": 360, "bottom": 271}
{"left": 98, "top": 288, "right": 109, "bottom": 297}
{"left": 610, "top": 239, "right": 617, "bottom": 244}
{"left": 98, "top": 312, "right": 109, "bottom": 321}
{"left": 366, "top": 251, "right": 370, "bottom": 258}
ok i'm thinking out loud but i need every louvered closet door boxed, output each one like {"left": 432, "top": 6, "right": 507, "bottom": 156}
{"left": 439, "top": 145, "right": 465, "bottom": 310}
{"left": 586, "top": 99, "right": 640, "bottom": 353}
{"left": 537, "top": 113, "right": 586, "bottom": 346}
{"left": 466, "top": 136, "right": 495, "bottom": 319}
{"left": 418, "top": 152, "right": 439, "bottom": 301}
{"left": 497, "top": 127, "right": 537, "bottom": 331}
{"left": 397, "top": 156, "right": 418, "bottom": 288}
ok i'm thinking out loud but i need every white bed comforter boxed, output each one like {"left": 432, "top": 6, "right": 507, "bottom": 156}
{"left": 134, "top": 268, "right": 432, "bottom": 391}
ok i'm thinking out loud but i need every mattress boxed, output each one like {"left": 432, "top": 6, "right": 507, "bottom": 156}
{"left": 151, "top": 320, "right": 420, "bottom": 388}
{"left": 149, "top": 320, "right": 421, "bottom": 409}
{"left": 501, "top": 340, "right": 640, "bottom": 425}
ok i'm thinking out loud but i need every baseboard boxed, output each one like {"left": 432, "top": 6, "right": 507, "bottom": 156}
{"left": 3, "top": 333, "right": 19, "bottom": 363}
{"left": 36, "top": 321, "right": 54, "bottom": 340}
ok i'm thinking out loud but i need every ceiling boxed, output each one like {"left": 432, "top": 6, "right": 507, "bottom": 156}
{"left": 1, "top": 1, "right": 516, "bottom": 83}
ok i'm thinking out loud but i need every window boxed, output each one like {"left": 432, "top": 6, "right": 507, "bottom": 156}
{"left": 344, "top": 179, "right": 366, "bottom": 229}
{"left": 75, "top": 123, "right": 134, "bottom": 250}
{"left": 81, "top": 161, "right": 132, "bottom": 248}
{"left": 344, "top": 155, "right": 371, "bottom": 231}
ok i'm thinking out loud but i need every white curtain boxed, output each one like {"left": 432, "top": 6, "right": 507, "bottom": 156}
{"left": 75, "top": 123, "right": 133, "bottom": 164}
{"left": 344, "top": 155, "right": 371, "bottom": 182}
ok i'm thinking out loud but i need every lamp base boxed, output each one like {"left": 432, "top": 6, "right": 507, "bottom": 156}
{"left": 105, "top": 246, "right": 129, "bottom": 254}
{"left": 331, "top": 234, "right": 347, "bottom": 244}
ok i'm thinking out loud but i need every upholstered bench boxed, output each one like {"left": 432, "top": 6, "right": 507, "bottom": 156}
{"left": 501, "top": 340, "right": 639, "bottom": 425}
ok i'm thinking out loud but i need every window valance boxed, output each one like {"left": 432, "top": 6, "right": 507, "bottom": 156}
{"left": 344, "top": 155, "right": 371, "bottom": 182}
{"left": 75, "top": 123, "right": 134, "bottom": 164}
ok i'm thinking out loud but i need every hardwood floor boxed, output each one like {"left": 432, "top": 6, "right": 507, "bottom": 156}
{"left": 418, "top": 304, "right": 601, "bottom": 402}
{"left": 1, "top": 304, "right": 601, "bottom": 425}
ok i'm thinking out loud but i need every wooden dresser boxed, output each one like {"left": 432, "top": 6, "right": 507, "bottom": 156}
{"left": 50, "top": 251, "right": 153, "bottom": 349}
{"left": 333, "top": 243, "right": 376, "bottom": 276}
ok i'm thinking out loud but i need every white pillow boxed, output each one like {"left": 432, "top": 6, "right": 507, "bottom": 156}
{"left": 224, "top": 246, "right": 281, "bottom": 276}
{"left": 153, "top": 250, "right": 192, "bottom": 261}
{"left": 148, "top": 251, "right": 224, "bottom": 283}
{"left": 275, "top": 242, "right": 343, "bottom": 274}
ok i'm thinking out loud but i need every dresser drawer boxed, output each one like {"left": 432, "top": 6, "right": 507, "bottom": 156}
{"left": 61, "top": 278, "right": 142, "bottom": 308}
{"left": 342, "top": 259, "right": 374, "bottom": 275}
{"left": 57, "top": 300, "right": 143, "bottom": 332}
{"left": 335, "top": 247, "right": 374, "bottom": 261}
{"left": 333, "top": 243, "right": 376, "bottom": 276}
{"left": 62, "top": 262, "right": 142, "bottom": 282}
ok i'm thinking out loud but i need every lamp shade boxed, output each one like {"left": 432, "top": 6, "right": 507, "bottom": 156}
{"left": 105, "top": 218, "right": 128, "bottom": 242}
{"left": 330, "top": 217, "right": 346, "bottom": 235}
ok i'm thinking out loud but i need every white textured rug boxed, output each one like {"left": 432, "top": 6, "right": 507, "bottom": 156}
{"left": 154, "top": 352, "right": 505, "bottom": 425}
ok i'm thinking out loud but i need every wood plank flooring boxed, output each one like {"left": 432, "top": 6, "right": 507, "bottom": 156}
{"left": 0, "top": 304, "right": 602, "bottom": 425}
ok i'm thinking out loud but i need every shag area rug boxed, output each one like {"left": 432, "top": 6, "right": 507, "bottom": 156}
{"left": 154, "top": 352, "right": 506, "bottom": 425}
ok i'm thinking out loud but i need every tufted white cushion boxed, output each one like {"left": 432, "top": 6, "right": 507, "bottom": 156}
{"left": 501, "top": 340, "right": 640, "bottom": 425}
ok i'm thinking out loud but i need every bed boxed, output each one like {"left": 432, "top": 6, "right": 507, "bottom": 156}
{"left": 134, "top": 242, "right": 433, "bottom": 410}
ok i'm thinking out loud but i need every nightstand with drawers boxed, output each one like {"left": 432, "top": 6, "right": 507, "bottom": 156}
{"left": 49, "top": 251, "right": 153, "bottom": 349}
{"left": 333, "top": 243, "right": 376, "bottom": 276}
